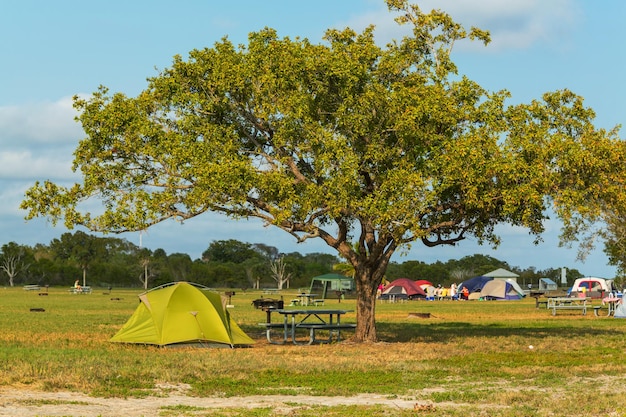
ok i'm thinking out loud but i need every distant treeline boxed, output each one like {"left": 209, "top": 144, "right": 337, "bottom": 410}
{"left": 0, "top": 231, "right": 585, "bottom": 289}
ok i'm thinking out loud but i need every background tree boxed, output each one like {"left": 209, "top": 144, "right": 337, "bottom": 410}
{"left": 21, "top": 1, "right": 626, "bottom": 342}
{"left": 448, "top": 255, "right": 510, "bottom": 278}
{"left": 149, "top": 248, "right": 171, "bottom": 285}
{"left": 269, "top": 256, "right": 292, "bottom": 290}
{"left": 0, "top": 242, "right": 31, "bottom": 286}
{"left": 202, "top": 239, "right": 261, "bottom": 263}
{"left": 165, "top": 253, "right": 193, "bottom": 282}
{"left": 202, "top": 240, "right": 273, "bottom": 288}
{"left": 252, "top": 243, "right": 279, "bottom": 261}
{"left": 49, "top": 231, "right": 107, "bottom": 287}
{"left": 137, "top": 248, "right": 154, "bottom": 289}
{"left": 240, "top": 257, "right": 269, "bottom": 289}
{"left": 333, "top": 262, "right": 355, "bottom": 279}
{"left": 449, "top": 267, "right": 473, "bottom": 284}
{"left": 301, "top": 253, "right": 338, "bottom": 277}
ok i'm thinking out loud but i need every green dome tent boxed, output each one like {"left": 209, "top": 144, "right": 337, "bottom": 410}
{"left": 110, "top": 282, "right": 254, "bottom": 348}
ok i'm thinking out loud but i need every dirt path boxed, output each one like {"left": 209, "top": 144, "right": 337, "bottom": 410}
{"left": 0, "top": 386, "right": 419, "bottom": 416}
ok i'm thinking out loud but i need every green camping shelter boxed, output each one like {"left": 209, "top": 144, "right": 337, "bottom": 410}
{"left": 110, "top": 282, "right": 254, "bottom": 348}
{"left": 309, "top": 273, "right": 355, "bottom": 299}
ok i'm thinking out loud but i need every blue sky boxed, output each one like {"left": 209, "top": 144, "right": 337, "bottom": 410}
{"left": 1, "top": 0, "right": 624, "bottom": 278}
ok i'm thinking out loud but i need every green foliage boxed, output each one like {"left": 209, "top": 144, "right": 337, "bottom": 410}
{"left": 600, "top": 209, "right": 626, "bottom": 282}
{"left": 0, "top": 232, "right": 591, "bottom": 290}
{"left": 202, "top": 239, "right": 264, "bottom": 263}
{"left": 2, "top": 234, "right": 343, "bottom": 288}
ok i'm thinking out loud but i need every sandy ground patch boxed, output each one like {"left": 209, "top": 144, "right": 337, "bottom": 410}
{"left": 0, "top": 386, "right": 420, "bottom": 416}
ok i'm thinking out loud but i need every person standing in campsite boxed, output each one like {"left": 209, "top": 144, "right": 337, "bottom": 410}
{"left": 426, "top": 285, "right": 435, "bottom": 301}
{"left": 450, "top": 282, "right": 457, "bottom": 300}
{"left": 439, "top": 287, "right": 448, "bottom": 300}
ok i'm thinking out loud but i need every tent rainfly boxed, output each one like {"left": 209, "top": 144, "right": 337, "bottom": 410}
{"left": 380, "top": 278, "right": 426, "bottom": 300}
{"left": 458, "top": 276, "right": 493, "bottom": 294}
{"left": 479, "top": 279, "right": 524, "bottom": 300}
{"left": 110, "top": 282, "right": 254, "bottom": 348}
{"left": 415, "top": 279, "right": 434, "bottom": 290}
{"left": 569, "top": 277, "right": 616, "bottom": 298}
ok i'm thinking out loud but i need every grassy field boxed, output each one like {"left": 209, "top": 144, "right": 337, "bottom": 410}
{"left": 2, "top": 285, "right": 626, "bottom": 416}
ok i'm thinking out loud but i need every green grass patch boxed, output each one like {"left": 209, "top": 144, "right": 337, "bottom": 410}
{"left": 2, "top": 286, "right": 626, "bottom": 416}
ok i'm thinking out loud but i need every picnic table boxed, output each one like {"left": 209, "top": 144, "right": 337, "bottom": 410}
{"left": 547, "top": 297, "right": 589, "bottom": 315}
{"left": 297, "top": 293, "right": 318, "bottom": 306}
{"left": 23, "top": 285, "right": 41, "bottom": 291}
{"left": 252, "top": 298, "right": 284, "bottom": 310}
{"left": 261, "top": 309, "right": 356, "bottom": 345}
{"left": 69, "top": 286, "right": 92, "bottom": 294}
{"left": 594, "top": 296, "right": 621, "bottom": 316}
{"left": 534, "top": 296, "right": 549, "bottom": 309}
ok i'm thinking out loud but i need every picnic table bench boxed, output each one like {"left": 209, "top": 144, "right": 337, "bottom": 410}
{"left": 593, "top": 296, "right": 621, "bottom": 317}
{"left": 23, "top": 285, "right": 40, "bottom": 291}
{"left": 547, "top": 297, "right": 589, "bottom": 315}
{"left": 260, "top": 309, "right": 356, "bottom": 345}
{"left": 69, "top": 286, "right": 92, "bottom": 294}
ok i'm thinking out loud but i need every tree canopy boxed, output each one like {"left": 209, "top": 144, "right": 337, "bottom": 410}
{"left": 21, "top": 1, "right": 625, "bottom": 342}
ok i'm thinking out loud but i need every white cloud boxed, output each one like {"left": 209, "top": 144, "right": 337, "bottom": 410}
{"left": 0, "top": 181, "right": 30, "bottom": 216}
{"left": 341, "top": 0, "right": 580, "bottom": 52}
{"left": 0, "top": 149, "right": 76, "bottom": 181}
{"left": 0, "top": 97, "right": 83, "bottom": 183}
{"left": 0, "top": 96, "right": 83, "bottom": 145}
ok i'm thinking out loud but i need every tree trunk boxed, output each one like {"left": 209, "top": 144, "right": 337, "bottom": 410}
{"left": 352, "top": 268, "right": 380, "bottom": 343}
{"left": 343, "top": 235, "right": 395, "bottom": 343}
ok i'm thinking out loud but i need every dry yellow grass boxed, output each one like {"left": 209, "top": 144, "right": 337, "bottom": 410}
{"left": 2, "top": 287, "right": 626, "bottom": 416}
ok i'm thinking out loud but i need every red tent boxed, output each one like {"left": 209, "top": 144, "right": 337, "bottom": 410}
{"left": 414, "top": 279, "right": 434, "bottom": 289}
{"left": 381, "top": 278, "right": 427, "bottom": 300}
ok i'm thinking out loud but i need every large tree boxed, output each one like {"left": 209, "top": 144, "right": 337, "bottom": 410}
{"left": 21, "top": 1, "right": 625, "bottom": 342}
{"left": 599, "top": 208, "right": 626, "bottom": 278}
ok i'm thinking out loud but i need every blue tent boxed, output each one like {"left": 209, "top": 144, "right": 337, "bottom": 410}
{"left": 458, "top": 276, "right": 493, "bottom": 294}
{"left": 480, "top": 279, "right": 524, "bottom": 300}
